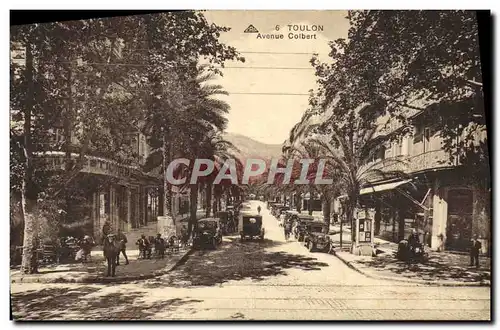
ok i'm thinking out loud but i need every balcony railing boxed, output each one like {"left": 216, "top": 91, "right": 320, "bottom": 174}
{"left": 360, "top": 149, "right": 454, "bottom": 179}
{"left": 34, "top": 151, "right": 139, "bottom": 180}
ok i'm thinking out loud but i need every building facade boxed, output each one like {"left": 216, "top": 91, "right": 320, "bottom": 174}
{"left": 38, "top": 128, "right": 163, "bottom": 239}
{"left": 354, "top": 106, "right": 490, "bottom": 254}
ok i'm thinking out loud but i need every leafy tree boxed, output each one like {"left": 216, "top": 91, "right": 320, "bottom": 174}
{"left": 11, "top": 19, "right": 141, "bottom": 273}
{"left": 314, "top": 10, "right": 486, "bottom": 165}
{"left": 140, "top": 12, "right": 244, "bottom": 227}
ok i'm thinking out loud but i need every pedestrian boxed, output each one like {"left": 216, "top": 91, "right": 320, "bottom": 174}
{"left": 469, "top": 235, "right": 482, "bottom": 268}
{"left": 257, "top": 205, "right": 261, "bottom": 214}
{"left": 116, "top": 229, "right": 129, "bottom": 265}
{"left": 407, "top": 228, "right": 420, "bottom": 252}
{"left": 284, "top": 219, "right": 292, "bottom": 240}
{"left": 155, "top": 233, "right": 166, "bottom": 259}
{"left": 101, "top": 220, "right": 111, "bottom": 245}
{"left": 80, "top": 235, "right": 95, "bottom": 263}
{"left": 136, "top": 234, "right": 149, "bottom": 259}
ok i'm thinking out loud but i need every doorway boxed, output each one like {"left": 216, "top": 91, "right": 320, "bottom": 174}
{"left": 446, "top": 188, "right": 473, "bottom": 251}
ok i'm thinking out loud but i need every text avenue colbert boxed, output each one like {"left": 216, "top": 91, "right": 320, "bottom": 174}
{"left": 254, "top": 24, "right": 324, "bottom": 40}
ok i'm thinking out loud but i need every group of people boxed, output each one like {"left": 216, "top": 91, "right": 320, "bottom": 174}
{"left": 136, "top": 234, "right": 172, "bottom": 259}
{"left": 403, "top": 228, "right": 482, "bottom": 268}
{"left": 102, "top": 220, "right": 182, "bottom": 265}
{"left": 102, "top": 220, "right": 129, "bottom": 265}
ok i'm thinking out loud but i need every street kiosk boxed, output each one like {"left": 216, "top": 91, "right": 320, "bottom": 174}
{"left": 351, "top": 208, "right": 376, "bottom": 256}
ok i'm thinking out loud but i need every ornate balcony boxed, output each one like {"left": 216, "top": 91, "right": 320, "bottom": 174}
{"left": 360, "top": 149, "right": 455, "bottom": 181}
{"left": 33, "top": 151, "right": 161, "bottom": 183}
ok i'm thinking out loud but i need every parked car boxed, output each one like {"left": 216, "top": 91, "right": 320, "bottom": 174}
{"left": 217, "top": 211, "right": 234, "bottom": 234}
{"left": 293, "top": 215, "right": 315, "bottom": 242}
{"left": 270, "top": 203, "right": 284, "bottom": 217}
{"left": 280, "top": 210, "right": 298, "bottom": 227}
{"left": 193, "top": 218, "right": 222, "bottom": 249}
{"left": 304, "top": 221, "right": 331, "bottom": 253}
{"left": 396, "top": 239, "right": 428, "bottom": 263}
{"left": 273, "top": 205, "right": 290, "bottom": 218}
{"left": 239, "top": 212, "right": 265, "bottom": 241}
{"left": 267, "top": 201, "right": 279, "bottom": 210}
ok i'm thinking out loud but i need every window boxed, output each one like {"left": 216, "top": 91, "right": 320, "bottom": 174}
{"left": 378, "top": 145, "right": 386, "bottom": 160}
{"left": 401, "top": 135, "right": 412, "bottom": 156}
{"left": 391, "top": 140, "right": 401, "bottom": 157}
{"left": 423, "top": 128, "right": 431, "bottom": 152}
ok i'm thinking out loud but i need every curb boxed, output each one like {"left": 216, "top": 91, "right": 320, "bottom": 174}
{"left": 333, "top": 252, "right": 491, "bottom": 287}
{"left": 11, "top": 248, "right": 194, "bottom": 285}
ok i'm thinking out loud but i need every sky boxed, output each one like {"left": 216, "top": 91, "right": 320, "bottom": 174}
{"left": 202, "top": 11, "right": 350, "bottom": 145}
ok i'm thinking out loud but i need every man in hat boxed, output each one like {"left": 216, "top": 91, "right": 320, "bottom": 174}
{"left": 102, "top": 220, "right": 112, "bottom": 245}
{"left": 470, "top": 235, "right": 482, "bottom": 268}
{"left": 407, "top": 228, "right": 420, "bottom": 252}
{"left": 116, "top": 229, "right": 129, "bottom": 265}
{"left": 154, "top": 233, "right": 166, "bottom": 259}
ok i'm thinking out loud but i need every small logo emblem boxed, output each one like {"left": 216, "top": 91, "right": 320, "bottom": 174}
{"left": 244, "top": 25, "right": 259, "bottom": 33}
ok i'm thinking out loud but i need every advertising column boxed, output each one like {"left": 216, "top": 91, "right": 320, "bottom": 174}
{"left": 353, "top": 208, "right": 376, "bottom": 256}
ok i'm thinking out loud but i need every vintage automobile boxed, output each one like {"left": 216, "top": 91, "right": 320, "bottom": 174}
{"left": 279, "top": 210, "right": 298, "bottom": 227}
{"left": 217, "top": 211, "right": 234, "bottom": 234}
{"left": 239, "top": 212, "right": 265, "bottom": 241}
{"left": 269, "top": 203, "right": 283, "bottom": 217}
{"left": 273, "top": 205, "right": 290, "bottom": 218}
{"left": 284, "top": 210, "right": 299, "bottom": 222}
{"left": 267, "top": 201, "right": 279, "bottom": 210}
{"left": 193, "top": 218, "right": 222, "bottom": 249}
{"left": 240, "top": 202, "right": 253, "bottom": 213}
{"left": 293, "top": 215, "right": 315, "bottom": 242}
{"left": 303, "top": 221, "right": 331, "bottom": 252}
{"left": 396, "top": 239, "right": 428, "bottom": 263}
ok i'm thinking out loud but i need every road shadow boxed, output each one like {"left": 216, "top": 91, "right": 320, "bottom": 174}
{"left": 11, "top": 286, "right": 203, "bottom": 320}
{"left": 355, "top": 250, "right": 491, "bottom": 282}
{"left": 146, "top": 236, "right": 330, "bottom": 288}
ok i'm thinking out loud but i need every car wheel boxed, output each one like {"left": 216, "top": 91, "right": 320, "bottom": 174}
{"left": 323, "top": 243, "right": 331, "bottom": 253}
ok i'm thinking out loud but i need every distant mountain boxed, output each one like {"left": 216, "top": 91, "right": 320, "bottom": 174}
{"left": 223, "top": 132, "right": 283, "bottom": 164}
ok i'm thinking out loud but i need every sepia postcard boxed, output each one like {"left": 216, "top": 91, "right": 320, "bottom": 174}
{"left": 9, "top": 10, "right": 491, "bottom": 321}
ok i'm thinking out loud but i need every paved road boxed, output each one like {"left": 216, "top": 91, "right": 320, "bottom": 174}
{"left": 10, "top": 201, "right": 490, "bottom": 320}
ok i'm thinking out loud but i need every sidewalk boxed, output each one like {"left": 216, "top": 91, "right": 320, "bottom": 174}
{"left": 124, "top": 209, "right": 206, "bottom": 250}
{"left": 10, "top": 247, "right": 192, "bottom": 284}
{"left": 329, "top": 234, "right": 491, "bottom": 286}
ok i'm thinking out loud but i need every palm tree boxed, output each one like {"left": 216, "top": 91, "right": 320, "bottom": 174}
{"left": 143, "top": 64, "right": 232, "bottom": 228}
{"left": 308, "top": 114, "right": 409, "bottom": 246}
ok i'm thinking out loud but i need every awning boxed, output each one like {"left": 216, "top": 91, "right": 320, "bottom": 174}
{"left": 359, "top": 179, "right": 412, "bottom": 195}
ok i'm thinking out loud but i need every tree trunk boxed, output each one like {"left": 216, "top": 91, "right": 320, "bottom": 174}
{"left": 218, "top": 189, "right": 223, "bottom": 211}
{"left": 21, "top": 42, "right": 38, "bottom": 274}
{"left": 162, "top": 134, "right": 174, "bottom": 224}
{"left": 322, "top": 195, "right": 331, "bottom": 228}
{"left": 205, "top": 184, "right": 212, "bottom": 217}
{"left": 212, "top": 195, "right": 218, "bottom": 216}
{"left": 295, "top": 194, "right": 302, "bottom": 213}
{"left": 64, "top": 61, "right": 74, "bottom": 227}
{"left": 188, "top": 184, "right": 198, "bottom": 237}
{"left": 308, "top": 187, "right": 314, "bottom": 215}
